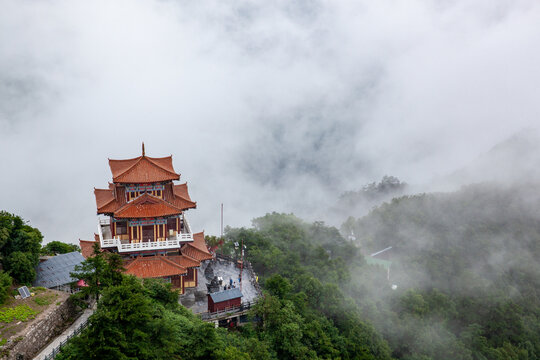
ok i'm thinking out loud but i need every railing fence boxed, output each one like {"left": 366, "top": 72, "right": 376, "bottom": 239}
{"left": 42, "top": 319, "right": 90, "bottom": 360}
{"left": 200, "top": 300, "right": 256, "bottom": 320}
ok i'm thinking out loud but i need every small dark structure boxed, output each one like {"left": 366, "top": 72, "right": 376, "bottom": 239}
{"left": 34, "top": 251, "right": 85, "bottom": 292}
{"left": 208, "top": 288, "right": 242, "bottom": 313}
{"left": 207, "top": 276, "right": 221, "bottom": 294}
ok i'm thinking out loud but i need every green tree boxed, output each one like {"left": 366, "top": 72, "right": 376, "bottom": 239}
{"left": 5, "top": 251, "right": 35, "bottom": 285}
{"left": 0, "top": 271, "right": 12, "bottom": 304}
{"left": 41, "top": 241, "right": 80, "bottom": 255}
{"left": 0, "top": 211, "right": 43, "bottom": 283}
{"left": 71, "top": 244, "right": 125, "bottom": 302}
{"left": 57, "top": 276, "right": 180, "bottom": 360}
{"left": 205, "top": 235, "right": 222, "bottom": 248}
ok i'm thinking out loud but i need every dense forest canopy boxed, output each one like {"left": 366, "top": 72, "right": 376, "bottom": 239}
{"left": 0, "top": 211, "right": 42, "bottom": 285}
{"left": 5, "top": 181, "right": 540, "bottom": 359}
{"left": 343, "top": 183, "right": 540, "bottom": 359}
{"left": 59, "top": 216, "right": 391, "bottom": 360}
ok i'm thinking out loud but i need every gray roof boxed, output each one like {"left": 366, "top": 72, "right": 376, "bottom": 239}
{"left": 34, "top": 252, "right": 85, "bottom": 288}
{"left": 209, "top": 288, "right": 243, "bottom": 303}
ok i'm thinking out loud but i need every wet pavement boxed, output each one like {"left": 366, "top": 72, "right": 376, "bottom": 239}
{"left": 180, "top": 257, "right": 260, "bottom": 314}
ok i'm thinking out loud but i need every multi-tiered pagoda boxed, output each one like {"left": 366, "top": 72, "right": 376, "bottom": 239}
{"left": 80, "top": 144, "right": 213, "bottom": 293}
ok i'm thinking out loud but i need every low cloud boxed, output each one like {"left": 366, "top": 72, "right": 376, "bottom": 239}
{"left": 0, "top": 0, "right": 539, "bottom": 243}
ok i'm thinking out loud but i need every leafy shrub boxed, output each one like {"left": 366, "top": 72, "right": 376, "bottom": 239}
{"left": 0, "top": 305, "right": 39, "bottom": 323}
{"left": 0, "top": 272, "right": 12, "bottom": 305}
{"left": 5, "top": 252, "right": 35, "bottom": 285}
{"left": 0, "top": 212, "right": 42, "bottom": 284}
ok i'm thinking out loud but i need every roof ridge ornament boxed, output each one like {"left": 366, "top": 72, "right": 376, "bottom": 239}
{"left": 142, "top": 142, "right": 145, "bottom": 156}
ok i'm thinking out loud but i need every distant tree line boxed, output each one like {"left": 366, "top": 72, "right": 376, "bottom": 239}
{"left": 345, "top": 183, "right": 540, "bottom": 359}
{"left": 41, "top": 241, "right": 80, "bottom": 256}
{"left": 335, "top": 176, "right": 407, "bottom": 219}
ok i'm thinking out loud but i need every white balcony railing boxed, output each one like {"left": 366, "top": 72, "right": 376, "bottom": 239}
{"left": 97, "top": 217, "right": 193, "bottom": 253}
{"left": 177, "top": 232, "right": 193, "bottom": 241}
{"left": 101, "top": 237, "right": 120, "bottom": 247}
{"left": 118, "top": 239, "right": 182, "bottom": 252}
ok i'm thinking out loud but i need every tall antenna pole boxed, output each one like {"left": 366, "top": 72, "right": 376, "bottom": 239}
{"left": 240, "top": 237, "right": 243, "bottom": 291}
{"left": 220, "top": 203, "right": 223, "bottom": 240}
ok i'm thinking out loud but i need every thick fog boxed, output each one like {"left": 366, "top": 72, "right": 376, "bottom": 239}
{"left": 1, "top": 0, "right": 539, "bottom": 243}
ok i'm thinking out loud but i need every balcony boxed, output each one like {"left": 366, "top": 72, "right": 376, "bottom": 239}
{"left": 98, "top": 217, "right": 193, "bottom": 253}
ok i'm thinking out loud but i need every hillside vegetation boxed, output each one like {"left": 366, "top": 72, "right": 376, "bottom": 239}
{"left": 343, "top": 183, "right": 540, "bottom": 359}
{"left": 43, "top": 183, "right": 540, "bottom": 359}
{"left": 0, "top": 211, "right": 42, "bottom": 286}
{"left": 57, "top": 216, "right": 392, "bottom": 360}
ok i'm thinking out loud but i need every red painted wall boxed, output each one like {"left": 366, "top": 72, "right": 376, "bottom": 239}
{"left": 208, "top": 295, "right": 242, "bottom": 313}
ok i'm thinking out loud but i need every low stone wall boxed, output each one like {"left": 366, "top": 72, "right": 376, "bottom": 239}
{"left": 2, "top": 297, "right": 80, "bottom": 360}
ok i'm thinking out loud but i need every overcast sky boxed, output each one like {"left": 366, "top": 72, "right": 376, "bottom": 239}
{"left": 1, "top": 0, "right": 539, "bottom": 244}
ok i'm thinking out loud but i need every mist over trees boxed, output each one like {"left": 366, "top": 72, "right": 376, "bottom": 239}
{"left": 57, "top": 214, "right": 393, "bottom": 359}
{"left": 20, "top": 185, "right": 540, "bottom": 359}
{"left": 439, "top": 130, "right": 540, "bottom": 189}
{"left": 343, "top": 183, "right": 540, "bottom": 359}
{"left": 334, "top": 176, "right": 407, "bottom": 221}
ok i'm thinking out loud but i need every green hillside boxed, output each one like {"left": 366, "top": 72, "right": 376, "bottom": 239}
{"left": 343, "top": 183, "right": 540, "bottom": 359}
{"left": 40, "top": 183, "right": 540, "bottom": 359}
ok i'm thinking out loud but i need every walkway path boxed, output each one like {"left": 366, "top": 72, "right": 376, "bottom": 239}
{"left": 33, "top": 307, "right": 94, "bottom": 360}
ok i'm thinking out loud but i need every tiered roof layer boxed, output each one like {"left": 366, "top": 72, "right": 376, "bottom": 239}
{"left": 79, "top": 232, "right": 213, "bottom": 278}
{"left": 124, "top": 256, "right": 187, "bottom": 278}
{"left": 181, "top": 231, "right": 213, "bottom": 261}
{"left": 167, "top": 255, "right": 201, "bottom": 268}
{"left": 109, "top": 155, "right": 179, "bottom": 183}
{"left": 114, "top": 193, "right": 184, "bottom": 219}
{"left": 94, "top": 182, "right": 196, "bottom": 217}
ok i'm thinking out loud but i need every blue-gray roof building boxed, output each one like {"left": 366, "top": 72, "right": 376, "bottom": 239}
{"left": 34, "top": 251, "right": 85, "bottom": 290}
{"left": 208, "top": 288, "right": 243, "bottom": 312}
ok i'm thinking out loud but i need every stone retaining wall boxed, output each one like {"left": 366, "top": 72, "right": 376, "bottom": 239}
{"left": 2, "top": 297, "right": 80, "bottom": 360}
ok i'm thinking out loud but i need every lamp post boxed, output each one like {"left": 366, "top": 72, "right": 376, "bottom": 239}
{"left": 240, "top": 238, "right": 244, "bottom": 291}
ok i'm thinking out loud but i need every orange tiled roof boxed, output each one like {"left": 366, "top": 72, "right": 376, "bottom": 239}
{"left": 79, "top": 239, "right": 100, "bottom": 259}
{"left": 182, "top": 246, "right": 214, "bottom": 261}
{"left": 109, "top": 155, "right": 180, "bottom": 184}
{"left": 170, "top": 183, "right": 196, "bottom": 210}
{"left": 173, "top": 183, "right": 192, "bottom": 201}
{"left": 167, "top": 255, "right": 201, "bottom": 268}
{"left": 114, "top": 193, "right": 183, "bottom": 219}
{"left": 95, "top": 183, "right": 195, "bottom": 215}
{"left": 191, "top": 231, "right": 211, "bottom": 254}
{"left": 125, "top": 256, "right": 187, "bottom": 278}
{"left": 181, "top": 231, "right": 213, "bottom": 261}
{"left": 94, "top": 189, "right": 116, "bottom": 213}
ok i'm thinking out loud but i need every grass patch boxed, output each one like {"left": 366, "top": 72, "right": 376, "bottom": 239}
{"left": 0, "top": 305, "right": 39, "bottom": 323}
{"left": 0, "top": 338, "right": 6, "bottom": 346}
{"left": 31, "top": 287, "right": 47, "bottom": 293}
{"left": 33, "top": 292, "right": 58, "bottom": 306}
{"left": 33, "top": 297, "right": 52, "bottom": 306}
